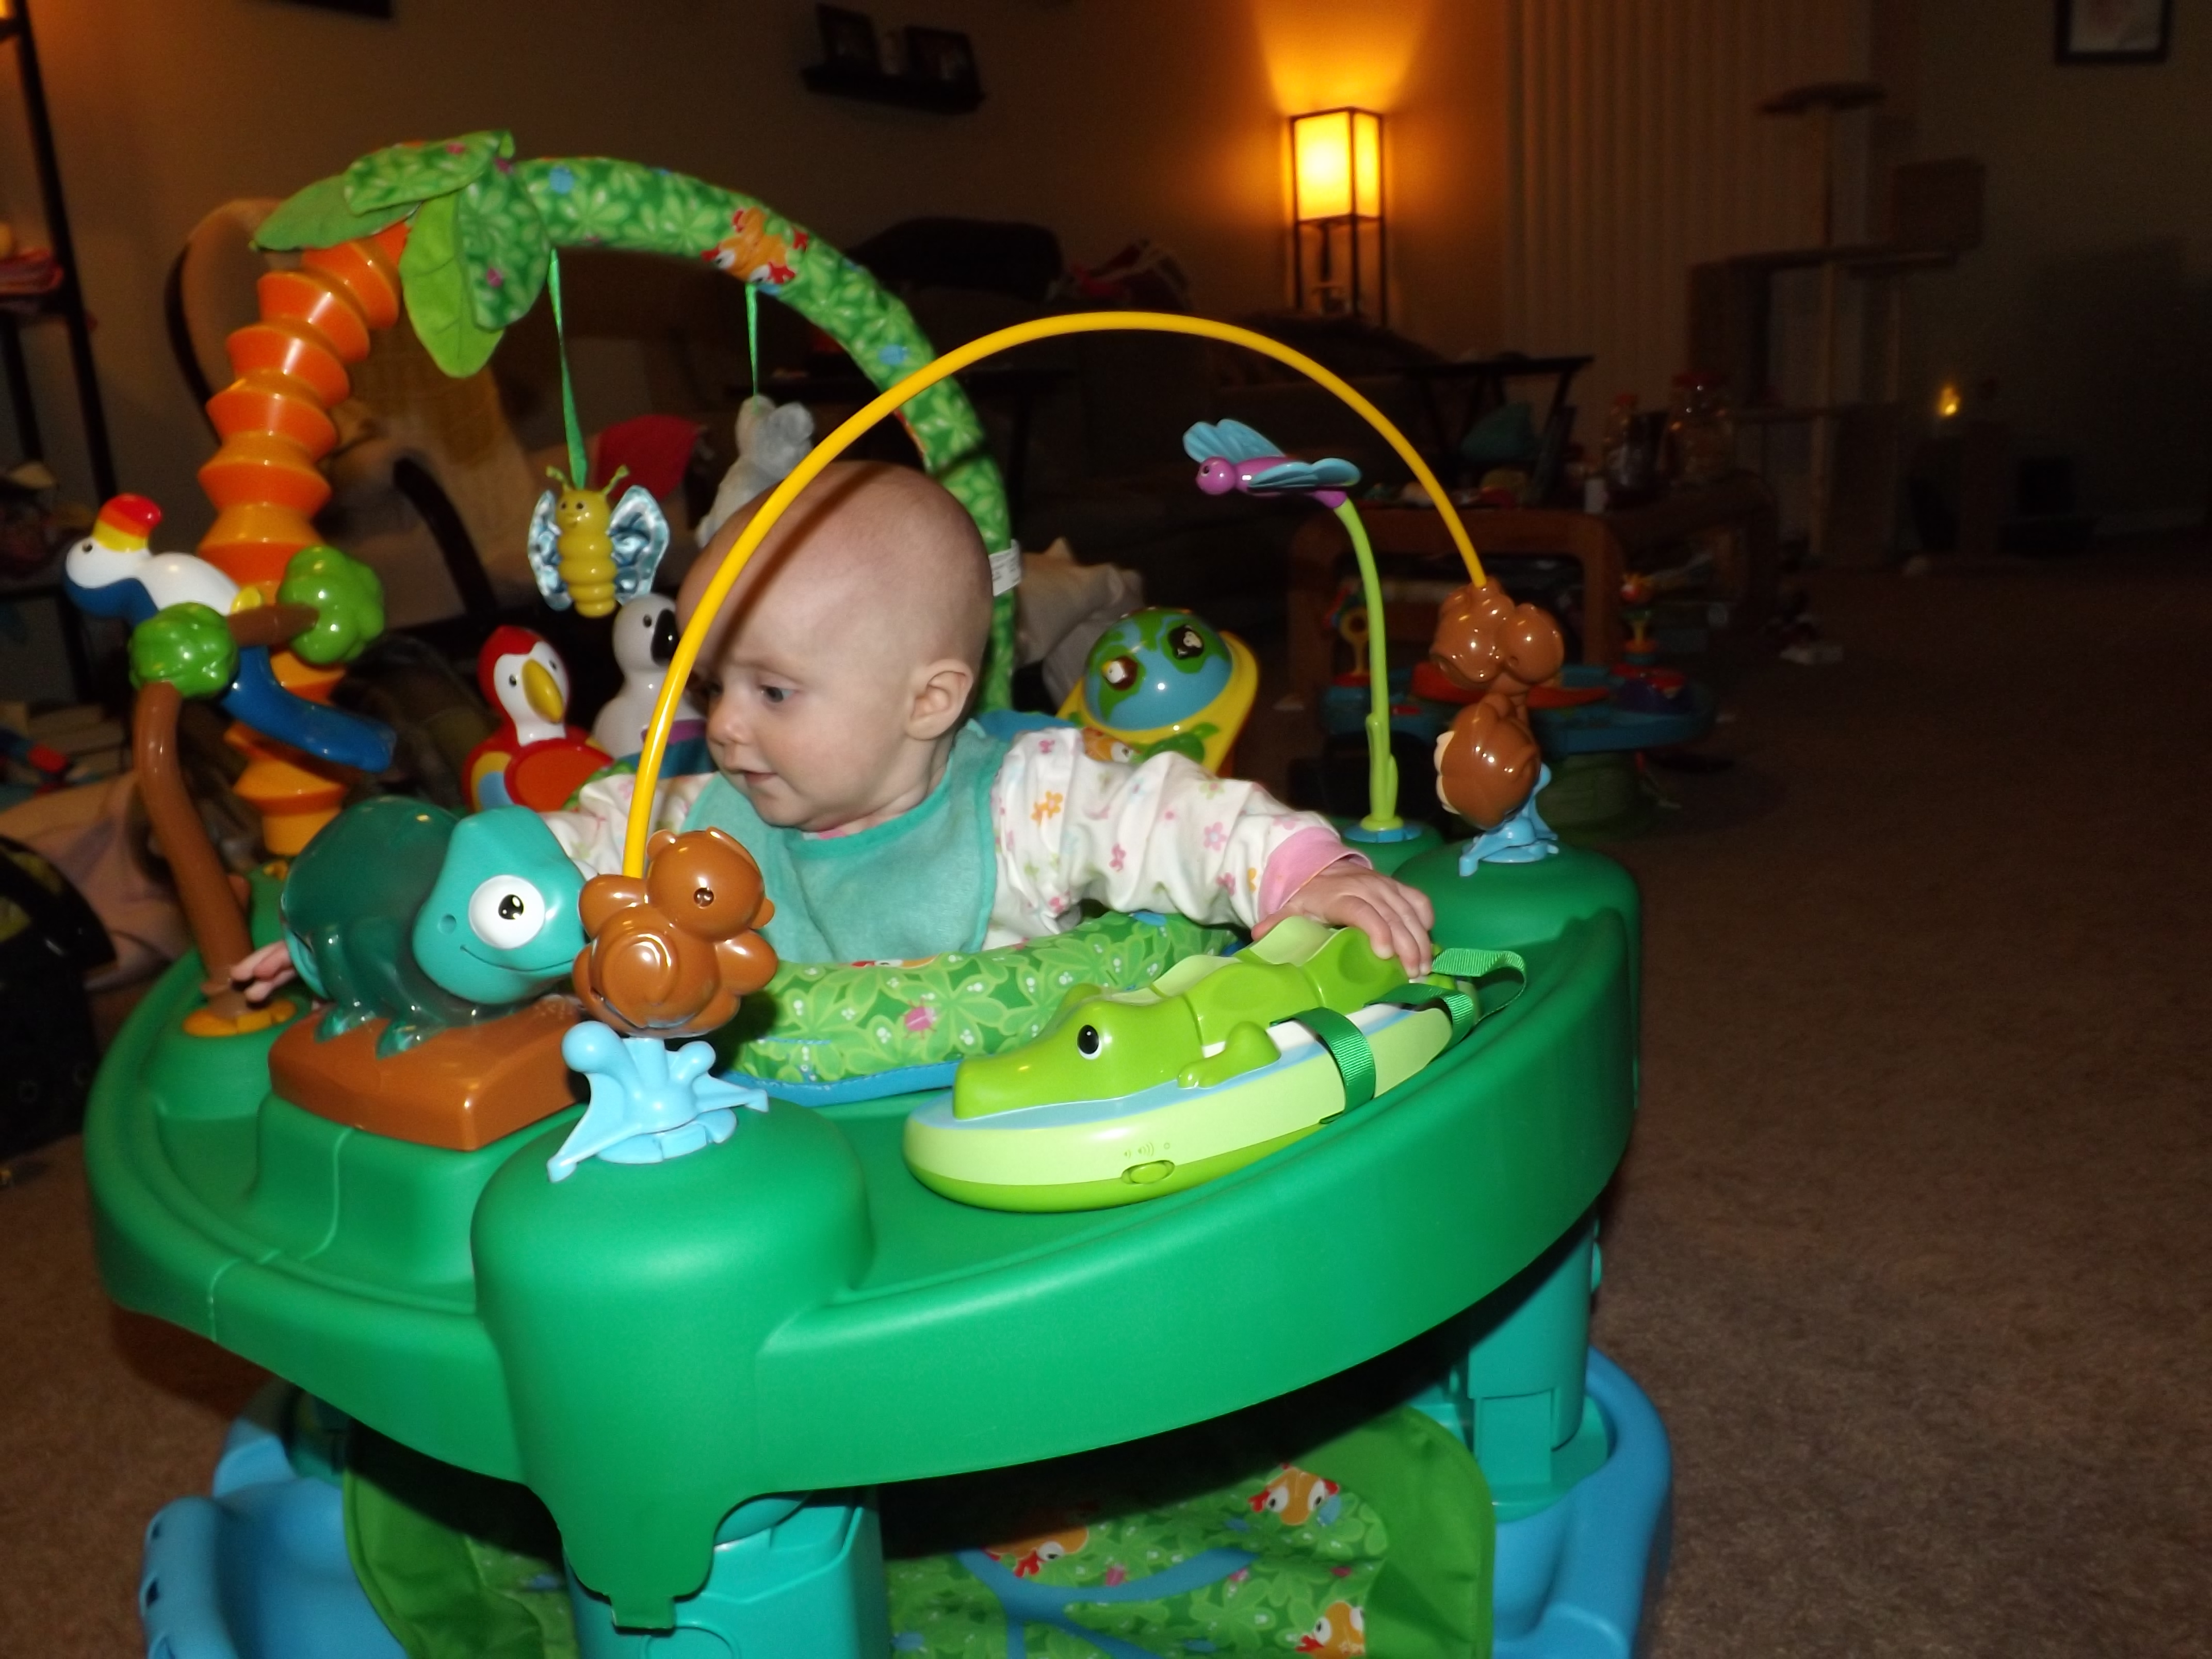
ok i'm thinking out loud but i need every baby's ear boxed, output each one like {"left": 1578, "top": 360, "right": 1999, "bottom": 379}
{"left": 907, "top": 657, "right": 976, "bottom": 740}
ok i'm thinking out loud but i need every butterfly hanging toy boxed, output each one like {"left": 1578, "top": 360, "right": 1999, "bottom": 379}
{"left": 526, "top": 465, "right": 671, "bottom": 619}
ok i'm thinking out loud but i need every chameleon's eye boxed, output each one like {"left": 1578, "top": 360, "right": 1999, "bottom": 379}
{"left": 1076, "top": 1024, "right": 1101, "bottom": 1057}
{"left": 468, "top": 875, "right": 547, "bottom": 950}
{"left": 1101, "top": 656, "right": 1139, "bottom": 690}
{"left": 1169, "top": 624, "right": 1205, "bottom": 660}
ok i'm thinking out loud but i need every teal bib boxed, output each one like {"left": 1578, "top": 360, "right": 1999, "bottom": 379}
{"left": 682, "top": 722, "right": 1006, "bottom": 964}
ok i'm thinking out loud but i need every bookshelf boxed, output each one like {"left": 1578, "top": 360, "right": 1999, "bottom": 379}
{"left": 0, "top": 0, "right": 117, "bottom": 701}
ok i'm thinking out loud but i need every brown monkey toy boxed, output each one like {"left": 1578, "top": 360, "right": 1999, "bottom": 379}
{"left": 572, "top": 827, "right": 779, "bottom": 1038}
{"left": 1427, "top": 582, "right": 1567, "bottom": 829}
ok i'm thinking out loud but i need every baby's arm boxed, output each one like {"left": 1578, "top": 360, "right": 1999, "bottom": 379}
{"left": 990, "top": 733, "right": 1433, "bottom": 973}
{"left": 539, "top": 769, "right": 712, "bottom": 878}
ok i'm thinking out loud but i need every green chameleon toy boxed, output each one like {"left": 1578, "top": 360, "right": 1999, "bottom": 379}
{"left": 281, "top": 796, "right": 588, "bottom": 1056}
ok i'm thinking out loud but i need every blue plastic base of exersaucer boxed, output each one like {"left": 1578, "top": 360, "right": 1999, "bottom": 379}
{"left": 1491, "top": 1352, "right": 1673, "bottom": 1659}
{"left": 133, "top": 1352, "right": 1669, "bottom": 1659}
{"left": 137, "top": 1388, "right": 404, "bottom": 1659}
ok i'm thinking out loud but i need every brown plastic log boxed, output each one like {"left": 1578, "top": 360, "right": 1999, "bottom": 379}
{"left": 133, "top": 679, "right": 253, "bottom": 985}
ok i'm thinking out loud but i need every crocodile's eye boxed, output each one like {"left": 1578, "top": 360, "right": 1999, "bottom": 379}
{"left": 1169, "top": 624, "right": 1206, "bottom": 659}
{"left": 468, "top": 875, "right": 547, "bottom": 951}
{"left": 1101, "top": 655, "right": 1139, "bottom": 690}
{"left": 1076, "top": 1024, "right": 1101, "bottom": 1057}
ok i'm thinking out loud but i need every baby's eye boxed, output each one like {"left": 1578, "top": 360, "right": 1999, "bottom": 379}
{"left": 760, "top": 684, "right": 790, "bottom": 705}
{"left": 689, "top": 674, "right": 722, "bottom": 704}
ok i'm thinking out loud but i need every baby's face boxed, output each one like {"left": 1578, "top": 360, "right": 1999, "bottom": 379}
{"left": 677, "top": 459, "right": 990, "bottom": 834}
{"left": 692, "top": 566, "right": 923, "bottom": 832}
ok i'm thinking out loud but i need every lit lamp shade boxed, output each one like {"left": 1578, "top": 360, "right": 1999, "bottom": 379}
{"left": 1292, "top": 108, "right": 1381, "bottom": 223}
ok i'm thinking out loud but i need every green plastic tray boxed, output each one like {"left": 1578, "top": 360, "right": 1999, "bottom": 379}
{"left": 88, "top": 848, "right": 1639, "bottom": 1626}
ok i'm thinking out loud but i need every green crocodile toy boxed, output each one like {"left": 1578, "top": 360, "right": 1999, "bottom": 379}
{"left": 953, "top": 917, "right": 1406, "bottom": 1118}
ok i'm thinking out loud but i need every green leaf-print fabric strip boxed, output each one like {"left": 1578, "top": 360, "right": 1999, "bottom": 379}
{"left": 344, "top": 130, "right": 513, "bottom": 214}
{"left": 257, "top": 143, "right": 1016, "bottom": 704}
{"left": 717, "top": 913, "right": 1234, "bottom": 1085}
{"left": 251, "top": 174, "right": 413, "bottom": 253}
{"left": 514, "top": 155, "right": 1015, "bottom": 707}
{"left": 399, "top": 194, "right": 504, "bottom": 378}
{"left": 458, "top": 167, "right": 550, "bottom": 331}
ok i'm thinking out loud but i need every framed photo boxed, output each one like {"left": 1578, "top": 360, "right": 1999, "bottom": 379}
{"left": 2055, "top": 0, "right": 2172, "bottom": 63}
{"left": 817, "top": 5, "right": 881, "bottom": 74}
{"left": 274, "top": 0, "right": 395, "bottom": 15}
{"left": 904, "top": 26, "right": 980, "bottom": 94}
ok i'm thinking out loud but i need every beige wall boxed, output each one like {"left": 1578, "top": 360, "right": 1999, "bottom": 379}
{"left": 1907, "top": 0, "right": 2212, "bottom": 523}
{"left": 0, "top": 0, "right": 1508, "bottom": 540}
{"left": 1502, "top": 0, "right": 1871, "bottom": 422}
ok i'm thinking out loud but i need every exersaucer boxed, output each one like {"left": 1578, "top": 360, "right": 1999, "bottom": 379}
{"left": 90, "top": 143, "right": 1669, "bottom": 1659}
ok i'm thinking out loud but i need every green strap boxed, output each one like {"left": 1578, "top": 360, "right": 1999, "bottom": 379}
{"left": 1433, "top": 946, "right": 1522, "bottom": 981}
{"left": 1287, "top": 1006, "right": 1376, "bottom": 1112}
{"left": 546, "top": 247, "right": 589, "bottom": 488}
{"left": 1380, "top": 982, "right": 1479, "bottom": 1042}
{"left": 1383, "top": 947, "right": 1527, "bottom": 1044}
{"left": 745, "top": 281, "right": 760, "bottom": 397}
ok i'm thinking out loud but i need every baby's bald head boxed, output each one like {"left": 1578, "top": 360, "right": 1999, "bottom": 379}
{"left": 677, "top": 461, "right": 992, "bottom": 675}
{"left": 674, "top": 461, "right": 997, "bottom": 831}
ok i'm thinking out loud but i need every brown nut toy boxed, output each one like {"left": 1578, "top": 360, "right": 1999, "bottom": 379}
{"left": 572, "top": 826, "right": 779, "bottom": 1038}
{"left": 1430, "top": 581, "right": 1566, "bottom": 698}
{"left": 1427, "top": 582, "right": 1566, "bottom": 829}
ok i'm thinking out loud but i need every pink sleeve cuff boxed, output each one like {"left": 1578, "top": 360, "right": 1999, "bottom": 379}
{"left": 1257, "top": 826, "right": 1370, "bottom": 918}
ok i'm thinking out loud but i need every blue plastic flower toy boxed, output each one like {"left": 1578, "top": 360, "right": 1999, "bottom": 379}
{"left": 547, "top": 1022, "right": 767, "bottom": 1182}
{"left": 1460, "top": 765, "right": 1562, "bottom": 873}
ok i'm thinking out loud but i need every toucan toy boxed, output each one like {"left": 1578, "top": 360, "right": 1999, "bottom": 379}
{"left": 64, "top": 495, "right": 394, "bottom": 774}
{"left": 467, "top": 626, "right": 610, "bottom": 812}
{"left": 63, "top": 494, "right": 238, "bottom": 620}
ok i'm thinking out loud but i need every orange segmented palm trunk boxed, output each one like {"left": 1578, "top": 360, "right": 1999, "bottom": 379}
{"left": 196, "top": 221, "right": 410, "bottom": 853}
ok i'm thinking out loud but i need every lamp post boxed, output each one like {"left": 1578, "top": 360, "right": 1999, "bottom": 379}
{"left": 1290, "top": 107, "right": 1385, "bottom": 323}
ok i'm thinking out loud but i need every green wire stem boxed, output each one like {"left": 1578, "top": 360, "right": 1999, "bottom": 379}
{"left": 1333, "top": 498, "right": 1401, "bottom": 833}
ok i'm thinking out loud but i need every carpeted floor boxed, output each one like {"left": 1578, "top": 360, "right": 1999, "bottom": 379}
{"left": 3, "top": 541, "right": 2207, "bottom": 1656}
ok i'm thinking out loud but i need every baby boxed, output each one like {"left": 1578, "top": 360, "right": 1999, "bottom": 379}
{"left": 548, "top": 461, "right": 1435, "bottom": 975}
{"left": 231, "top": 461, "right": 1434, "bottom": 1004}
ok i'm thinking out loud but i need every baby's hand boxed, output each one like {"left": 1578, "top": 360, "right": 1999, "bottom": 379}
{"left": 229, "top": 940, "right": 299, "bottom": 1006}
{"left": 1256, "top": 865, "right": 1436, "bottom": 979}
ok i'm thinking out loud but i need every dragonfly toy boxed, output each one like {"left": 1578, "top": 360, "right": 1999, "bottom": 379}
{"left": 1182, "top": 418, "right": 1361, "bottom": 508}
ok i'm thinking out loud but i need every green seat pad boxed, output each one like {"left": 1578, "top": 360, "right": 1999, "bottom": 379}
{"left": 882, "top": 1405, "right": 1493, "bottom": 1659}
{"left": 343, "top": 1404, "right": 1492, "bottom": 1659}
{"left": 344, "top": 1431, "right": 578, "bottom": 1659}
{"left": 717, "top": 912, "right": 1235, "bottom": 1087}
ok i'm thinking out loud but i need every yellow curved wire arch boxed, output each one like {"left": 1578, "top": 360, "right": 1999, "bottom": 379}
{"left": 624, "top": 310, "right": 1487, "bottom": 875}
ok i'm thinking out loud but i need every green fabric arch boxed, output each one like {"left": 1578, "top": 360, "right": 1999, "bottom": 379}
{"left": 258, "top": 136, "right": 1018, "bottom": 707}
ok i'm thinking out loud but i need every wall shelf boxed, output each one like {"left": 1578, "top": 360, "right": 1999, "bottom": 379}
{"left": 800, "top": 63, "right": 983, "bottom": 114}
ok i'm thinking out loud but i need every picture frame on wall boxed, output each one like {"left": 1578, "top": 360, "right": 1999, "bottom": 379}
{"left": 2055, "top": 0, "right": 2172, "bottom": 63}
{"left": 816, "top": 5, "right": 881, "bottom": 74}
{"left": 904, "top": 26, "right": 981, "bottom": 96}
